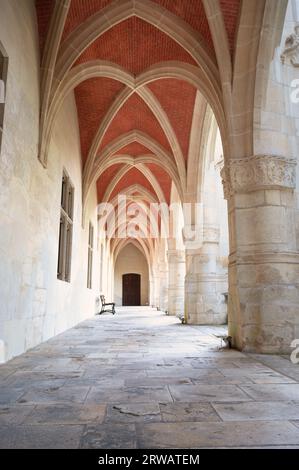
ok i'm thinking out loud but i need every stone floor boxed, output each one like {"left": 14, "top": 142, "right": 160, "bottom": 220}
{"left": 1, "top": 307, "right": 299, "bottom": 449}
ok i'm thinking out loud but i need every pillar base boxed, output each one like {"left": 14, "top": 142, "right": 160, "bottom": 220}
{"left": 228, "top": 252, "right": 299, "bottom": 354}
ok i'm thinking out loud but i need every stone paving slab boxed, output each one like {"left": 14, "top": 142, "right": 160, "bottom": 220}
{"left": 169, "top": 384, "right": 252, "bottom": 402}
{"left": 213, "top": 401, "right": 299, "bottom": 421}
{"left": 135, "top": 421, "right": 299, "bottom": 448}
{"left": 80, "top": 423, "right": 137, "bottom": 449}
{"left": 24, "top": 404, "right": 107, "bottom": 425}
{"left": 105, "top": 403, "right": 161, "bottom": 423}
{"left": 0, "top": 424, "right": 84, "bottom": 449}
{"left": 0, "top": 388, "right": 25, "bottom": 405}
{"left": 219, "top": 368, "right": 296, "bottom": 384}
{"left": 85, "top": 385, "right": 173, "bottom": 404}
{"left": 159, "top": 402, "right": 221, "bottom": 423}
{"left": 0, "top": 405, "right": 35, "bottom": 425}
{"left": 240, "top": 384, "right": 299, "bottom": 401}
{"left": 17, "top": 385, "right": 91, "bottom": 405}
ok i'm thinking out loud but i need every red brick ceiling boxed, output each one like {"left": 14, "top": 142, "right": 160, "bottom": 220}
{"left": 62, "top": 0, "right": 112, "bottom": 42}
{"left": 148, "top": 79, "right": 197, "bottom": 161}
{"left": 98, "top": 93, "right": 173, "bottom": 155}
{"left": 115, "top": 143, "right": 154, "bottom": 157}
{"left": 75, "top": 77, "right": 125, "bottom": 164}
{"left": 96, "top": 163, "right": 123, "bottom": 202}
{"left": 109, "top": 167, "right": 157, "bottom": 201}
{"left": 220, "top": 0, "right": 241, "bottom": 56}
{"left": 145, "top": 163, "right": 172, "bottom": 204}
{"left": 151, "top": 0, "right": 214, "bottom": 55}
{"left": 36, "top": 0, "right": 241, "bottom": 209}
{"left": 36, "top": 0, "right": 241, "bottom": 61}
{"left": 35, "top": 0, "right": 55, "bottom": 57}
{"left": 75, "top": 17, "right": 197, "bottom": 73}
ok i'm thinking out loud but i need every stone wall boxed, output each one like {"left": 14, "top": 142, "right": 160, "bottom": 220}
{"left": 0, "top": 0, "right": 99, "bottom": 362}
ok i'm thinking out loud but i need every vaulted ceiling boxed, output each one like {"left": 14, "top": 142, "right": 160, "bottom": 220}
{"left": 36, "top": 0, "right": 241, "bottom": 231}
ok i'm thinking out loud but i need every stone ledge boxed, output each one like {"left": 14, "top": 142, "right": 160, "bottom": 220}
{"left": 229, "top": 251, "right": 299, "bottom": 265}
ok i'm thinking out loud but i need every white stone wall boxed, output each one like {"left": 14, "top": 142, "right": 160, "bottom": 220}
{"left": 114, "top": 243, "right": 149, "bottom": 306}
{"left": 255, "top": 0, "right": 299, "bottom": 159}
{"left": 0, "top": 0, "right": 99, "bottom": 362}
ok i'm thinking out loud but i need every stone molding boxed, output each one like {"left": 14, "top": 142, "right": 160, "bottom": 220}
{"left": 185, "top": 273, "right": 228, "bottom": 282}
{"left": 220, "top": 155, "right": 297, "bottom": 199}
{"left": 229, "top": 251, "right": 299, "bottom": 265}
{"left": 281, "top": 25, "right": 299, "bottom": 67}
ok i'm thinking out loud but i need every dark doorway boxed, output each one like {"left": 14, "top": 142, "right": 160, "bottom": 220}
{"left": 122, "top": 273, "right": 141, "bottom": 306}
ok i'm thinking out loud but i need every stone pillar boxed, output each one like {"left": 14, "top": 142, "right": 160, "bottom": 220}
{"left": 149, "top": 276, "right": 155, "bottom": 307}
{"left": 158, "top": 261, "right": 168, "bottom": 312}
{"left": 222, "top": 155, "right": 299, "bottom": 353}
{"left": 185, "top": 225, "right": 228, "bottom": 325}
{"left": 167, "top": 249, "right": 185, "bottom": 317}
{"left": 151, "top": 267, "right": 160, "bottom": 308}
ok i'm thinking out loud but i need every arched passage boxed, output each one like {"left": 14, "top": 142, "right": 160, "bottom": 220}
{"left": 3, "top": 0, "right": 299, "bottom": 450}
{"left": 1, "top": 0, "right": 298, "bottom": 370}
{"left": 114, "top": 242, "right": 150, "bottom": 306}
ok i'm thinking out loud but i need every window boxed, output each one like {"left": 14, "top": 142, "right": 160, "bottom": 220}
{"left": 87, "top": 222, "right": 94, "bottom": 289}
{"left": 99, "top": 243, "right": 104, "bottom": 291}
{"left": 0, "top": 41, "right": 8, "bottom": 154}
{"left": 57, "top": 171, "right": 74, "bottom": 282}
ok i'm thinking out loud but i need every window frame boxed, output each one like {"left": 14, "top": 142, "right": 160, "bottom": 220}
{"left": 0, "top": 41, "right": 8, "bottom": 155}
{"left": 87, "top": 222, "right": 94, "bottom": 289}
{"left": 57, "top": 170, "right": 74, "bottom": 283}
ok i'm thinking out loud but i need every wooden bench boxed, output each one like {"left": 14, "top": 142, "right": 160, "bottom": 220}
{"left": 97, "top": 295, "right": 116, "bottom": 315}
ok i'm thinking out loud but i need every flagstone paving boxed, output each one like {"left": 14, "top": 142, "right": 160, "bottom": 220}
{"left": 1, "top": 307, "right": 299, "bottom": 449}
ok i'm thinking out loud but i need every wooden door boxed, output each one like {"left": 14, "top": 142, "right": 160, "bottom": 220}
{"left": 122, "top": 273, "right": 141, "bottom": 306}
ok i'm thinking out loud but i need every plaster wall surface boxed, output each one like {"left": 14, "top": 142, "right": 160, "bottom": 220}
{"left": 0, "top": 0, "right": 99, "bottom": 363}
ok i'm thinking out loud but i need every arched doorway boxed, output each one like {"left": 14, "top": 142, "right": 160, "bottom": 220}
{"left": 122, "top": 273, "right": 141, "bottom": 306}
{"left": 114, "top": 243, "right": 149, "bottom": 306}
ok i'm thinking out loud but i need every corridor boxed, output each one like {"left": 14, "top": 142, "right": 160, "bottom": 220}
{"left": 1, "top": 307, "right": 299, "bottom": 449}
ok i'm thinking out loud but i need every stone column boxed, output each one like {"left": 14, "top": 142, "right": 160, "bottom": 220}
{"left": 185, "top": 225, "right": 228, "bottom": 325}
{"left": 222, "top": 155, "right": 299, "bottom": 353}
{"left": 158, "top": 261, "right": 168, "bottom": 312}
{"left": 167, "top": 249, "right": 185, "bottom": 317}
{"left": 151, "top": 266, "right": 160, "bottom": 308}
{"left": 149, "top": 276, "right": 155, "bottom": 307}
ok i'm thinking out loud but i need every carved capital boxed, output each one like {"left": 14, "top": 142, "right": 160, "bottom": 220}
{"left": 281, "top": 25, "right": 299, "bottom": 67}
{"left": 221, "top": 155, "right": 297, "bottom": 199}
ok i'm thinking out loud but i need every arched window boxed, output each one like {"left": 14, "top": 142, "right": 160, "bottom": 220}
{"left": 0, "top": 41, "right": 8, "bottom": 154}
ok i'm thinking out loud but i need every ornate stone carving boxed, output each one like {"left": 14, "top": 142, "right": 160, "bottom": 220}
{"left": 281, "top": 25, "right": 299, "bottom": 67}
{"left": 220, "top": 165, "right": 232, "bottom": 199}
{"left": 221, "top": 155, "right": 297, "bottom": 199}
